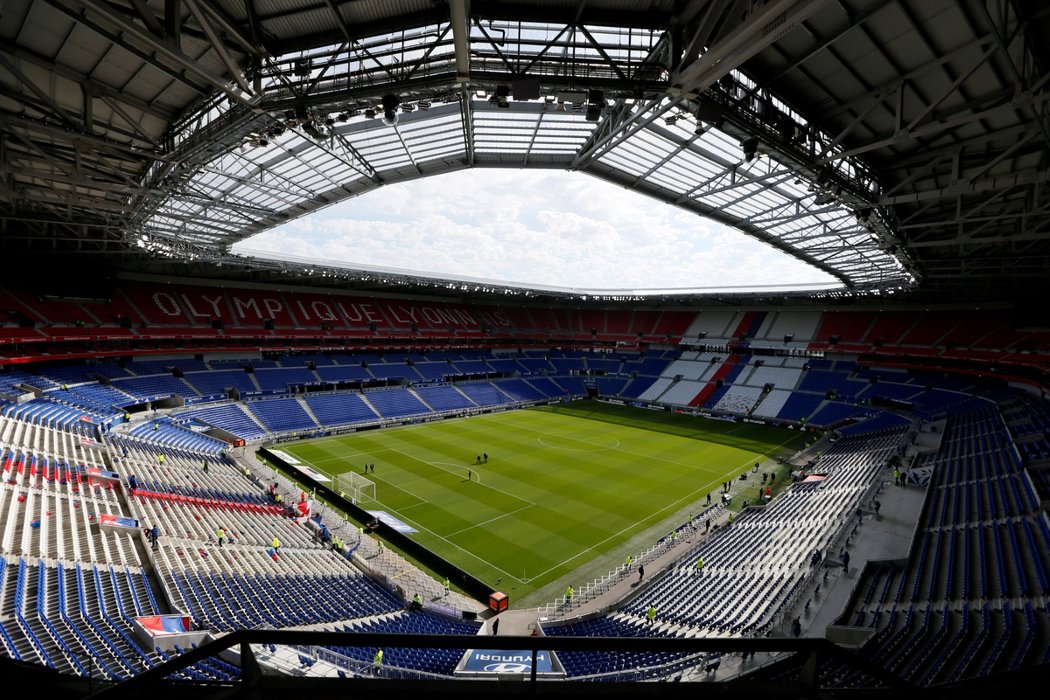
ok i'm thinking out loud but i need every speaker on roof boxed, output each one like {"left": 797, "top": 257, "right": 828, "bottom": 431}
{"left": 368, "top": 321, "right": 377, "bottom": 331}
{"left": 410, "top": 322, "right": 417, "bottom": 332}
{"left": 512, "top": 77, "right": 540, "bottom": 101}
{"left": 211, "top": 318, "right": 224, "bottom": 329}
{"left": 306, "top": 361, "right": 316, "bottom": 370}
{"left": 697, "top": 99, "right": 723, "bottom": 127}
{"left": 263, "top": 318, "right": 275, "bottom": 330}
{"left": 828, "top": 334, "right": 838, "bottom": 345}
{"left": 118, "top": 315, "right": 133, "bottom": 328}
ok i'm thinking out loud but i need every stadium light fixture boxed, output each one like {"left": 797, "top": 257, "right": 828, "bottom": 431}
{"left": 741, "top": 137, "right": 759, "bottom": 162}
{"left": 381, "top": 94, "right": 400, "bottom": 126}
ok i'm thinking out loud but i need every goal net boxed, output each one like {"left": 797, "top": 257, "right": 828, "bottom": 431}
{"left": 335, "top": 471, "right": 376, "bottom": 505}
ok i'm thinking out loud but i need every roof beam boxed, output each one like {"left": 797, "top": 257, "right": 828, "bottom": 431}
{"left": 670, "top": 0, "right": 832, "bottom": 98}
{"left": 828, "top": 87, "right": 1050, "bottom": 163}
{"left": 450, "top": 0, "right": 471, "bottom": 83}
{"left": 184, "top": 0, "right": 252, "bottom": 94}
{"left": 76, "top": 0, "right": 264, "bottom": 114}
{"left": 0, "top": 41, "right": 176, "bottom": 121}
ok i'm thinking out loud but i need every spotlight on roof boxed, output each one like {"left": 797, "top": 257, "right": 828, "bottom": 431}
{"left": 741, "top": 136, "right": 759, "bottom": 162}
{"left": 381, "top": 94, "right": 400, "bottom": 126}
{"left": 301, "top": 121, "right": 324, "bottom": 140}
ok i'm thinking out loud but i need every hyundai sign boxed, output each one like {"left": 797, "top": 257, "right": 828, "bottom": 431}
{"left": 461, "top": 649, "right": 558, "bottom": 675}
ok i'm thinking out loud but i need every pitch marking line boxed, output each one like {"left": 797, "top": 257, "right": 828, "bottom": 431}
{"left": 527, "top": 436, "right": 802, "bottom": 581}
{"left": 364, "top": 493, "right": 532, "bottom": 585}
{"left": 383, "top": 450, "right": 536, "bottom": 508}
{"left": 292, "top": 447, "right": 533, "bottom": 584}
{"left": 445, "top": 503, "right": 535, "bottom": 538}
{"left": 519, "top": 422, "right": 705, "bottom": 470}
{"left": 283, "top": 418, "right": 801, "bottom": 587}
{"left": 536, "top": 434, "right": 622, "bottom": 452}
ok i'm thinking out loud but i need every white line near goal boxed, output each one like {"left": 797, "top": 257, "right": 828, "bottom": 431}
{"left": 335, "top": 471, "right": 376, "bottom": 504}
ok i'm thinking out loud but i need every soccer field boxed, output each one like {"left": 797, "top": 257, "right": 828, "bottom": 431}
{"left": 281, "top": 401, "right": 807, "bottom": 604}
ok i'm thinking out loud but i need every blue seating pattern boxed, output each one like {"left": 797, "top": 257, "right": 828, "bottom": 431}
{"left": 413, "top": 385, "right": 476, "bottom": 412}
{"left": 176, "top": 403, "right": 268, "bottom": 440}
{"left": 364, "top": 388, "right": 430, "bottom": 418}
{"left": 246, "top": 397, "right": 318, "bottom": 433}
{"left": 303, "top": 392, "right": 380, "bottom": 426}
{"left": 328, "top": 612, "right": 482, "bottom": 675}
{"left": 456, "top": 382, "right": 511, "bottom": 407}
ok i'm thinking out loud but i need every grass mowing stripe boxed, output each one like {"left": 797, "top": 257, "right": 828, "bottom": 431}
{"left": 511, "top": 416, "right": 754, "bottom": 472}
{"left": 523, "top": 439, "right": 787, "bottom": 581}
{"left": 282, "top": 400, "right": 807, "bottom": 602}
{"left": 379, "top": 444, "right": 536, "bottom": 509}
{"left": 445, "top": 503, "right": 536, "bottom": 538}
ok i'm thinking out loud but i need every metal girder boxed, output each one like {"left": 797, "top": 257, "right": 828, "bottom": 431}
{"left": 43, "top": 0, "right": 210, "bottom": 94}
{"left": 184, "top": 0, "right": 251, "bottom": 94}
{"left": 450, "top": 0, "right": 471, "bottom": 82}
{"left": 75, "top": 0, "right": 263, "bottom": 112}
{"left": 880, "top": 168, "right": 1050, "bottom": 206}
{"left": 11, "top": 0, "right": 1050, "bottom": 299}
{"left": 0, "top": 40, "right": 177, "bottom": 122}
{"left": 670, "top": 0, "right": 833, "bottom": 99}
{"left": 828, "top": 87, "right": 1050, "bottom": 163}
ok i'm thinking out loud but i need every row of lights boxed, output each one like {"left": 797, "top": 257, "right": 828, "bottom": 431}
{"left": 245, "top": 84, "right": 645, "bottom": 148}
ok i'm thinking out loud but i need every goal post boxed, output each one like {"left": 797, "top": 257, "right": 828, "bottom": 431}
{"left": 335, "top": 471, "right": 376, "bottom": 505}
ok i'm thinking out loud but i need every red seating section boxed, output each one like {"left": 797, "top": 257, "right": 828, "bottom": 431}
{"left": 1, "top": 279, "right": 1047, "bottom": 380}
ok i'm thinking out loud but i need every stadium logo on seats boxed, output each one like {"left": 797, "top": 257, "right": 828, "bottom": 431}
{"left": 483, "top": 662, "right": 530, "bottom": 673}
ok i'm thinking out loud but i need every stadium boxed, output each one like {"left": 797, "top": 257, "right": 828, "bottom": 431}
{"left": 1, "top": 1, "right": 1048, "bottom": 698}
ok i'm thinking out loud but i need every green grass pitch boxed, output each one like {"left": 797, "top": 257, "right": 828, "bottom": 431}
{"left": 282, "top": 400, "right": 808, "bottom": 604}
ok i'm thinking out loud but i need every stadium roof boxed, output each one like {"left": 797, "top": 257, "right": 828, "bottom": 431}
{"left": 1, "top": 1, "right": 1048, "bottom": 303}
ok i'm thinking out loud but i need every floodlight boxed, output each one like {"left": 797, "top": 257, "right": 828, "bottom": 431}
{"left": 381, "top": 94, "right": 400, "bottom": 126}
{"left": 741, "top": 137, "right": 759, "bottom": 162}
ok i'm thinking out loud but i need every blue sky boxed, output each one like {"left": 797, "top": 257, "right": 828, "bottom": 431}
{"left": 233, "top": 169, "right": 840, "bottom": 293}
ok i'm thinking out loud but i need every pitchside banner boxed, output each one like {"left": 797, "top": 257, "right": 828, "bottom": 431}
{"left": 461, "top": 649, "right": 557, "bottom": 675}
{"left": 365, "top": 510, "right": 418, "bottom": 534}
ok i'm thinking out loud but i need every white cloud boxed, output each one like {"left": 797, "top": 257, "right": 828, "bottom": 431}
{"left": 232, "top": 169, "right": 840, "bottom": 292}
